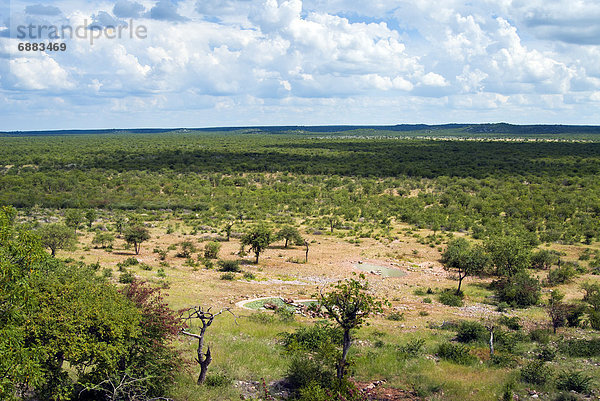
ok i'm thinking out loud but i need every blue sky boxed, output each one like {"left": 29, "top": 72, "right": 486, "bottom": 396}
{"left": 2, "top": 0, "right": 600, "bottom": 130}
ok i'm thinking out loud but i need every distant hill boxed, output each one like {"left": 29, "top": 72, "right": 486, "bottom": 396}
{"left": 2, "top": 123, "right": 600, "bottom": 137}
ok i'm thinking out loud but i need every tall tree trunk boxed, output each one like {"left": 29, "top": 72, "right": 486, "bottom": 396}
{"left": 337, "top": 329, "right": 351, "bottom": 379}
{"left": 255, "top": 252, "right": 259, "bottom": 264}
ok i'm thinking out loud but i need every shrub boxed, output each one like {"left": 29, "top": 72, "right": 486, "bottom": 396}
{"left": 556, "top": 371, "right": 592, "bottom": 394}
{"left": 558, "top": 338, "right": 600, "bottom": 357}
{"left": 220, "top": 272, "right": 236, "bottom": 280}
{"left": 492, "top": 272, "right": 541, "bottom": 307}
{"left": 248, "top": 312, "right": 275, "bottom": 324}
{"left": 243, "top": 271, "right": 255, "bottom": 280}
{"left": 204, "top": 241, "right": 221, "bottom": 259}
{"left": 218, "top": 259, "right": 241, "bottom": 272}
{"left": 414, "top": 288, "right": 426, "bottom": 296}
{"left": 102, "top": 268, "right": 113, "bottom": 278}
{"left": 386, "top": 312, "right": 405, "bottom": 321}
{"left": 205, "top": 373, "right": 232, "bottom": 387}
{"left": 493, "top": 328, "right": 523, "bottom": 353}
{"left": 496, "top": 302, "right": 510, "bottom": 312}
{"left": 119, "top": 270, "right": 135, "bottom": 284}
{"left": 139, "top": 263, "right": 152, "bottom": 271}
{"left": 565, "top": 304, "right": 587, "bottom": 327}
{"left": 530, "top": 328, "right": 551, "bottom": 344}
{"left": 489, "top": 353, "right": 517, "bottom": 368}
{"left": 456, "top": 321, "right": 487, "bottom": 343}
{"left": 275, "top": 307, "right": 295, "bottom": 322}
{"left": 520, "top": 360, "right": 553, "bottom": 385}
{"left": 438, "top": 290, "right": 464, "bottom": 307}
{"left": 121, "top": 257, "right": 139, "bottom": 267}
{"left": 297, "top": 381, "right": 329, "bottom": 401}
{"left": 398, "top": 339, "right": 425, "bottom": 359}
{"left": 423, "top": 297, "right": 432, "bottom": 303}
{"left": 286, "top": 355, "right": 334, "bottom": 391}
{"left": 176, "top": 241, "right": 196, "bottom": 258}
{"left": 498, "top": 315, "right": 522, "bottom": 330}
{"left": 531, "top": 249, "right": 558, "bottom": 270}
{"left": 281, "top": 322, "right": 343, "bottom": 353}
{"left": 547, "top": 264, "right": 578, "bottom": 286}
{"left": 536, "top": 345, "right": 556, "bottom": 361}
{"left": 436, "top": 342, "right": 476, "bottom": 365}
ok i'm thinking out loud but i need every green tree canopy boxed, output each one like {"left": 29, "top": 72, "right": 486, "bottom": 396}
{"left": 124, "top": 225, "right": 150, "bottom": 255}
{"left": 241, "top": 225, "right": 272, "bottom": 264}
{"left": 318, "top": 274, "right": 386, "bottom": 379}
{"left": 442, "top": 238, "right": 489, "bottom": 294}
{"left": 37, "top": 223, "right": 77, "bottom": 256}
{"left": 485, "top": 235, "right": 532, "bottom": 277}
{"left": 276, "top": 225, "right": 303, "bottom": 248}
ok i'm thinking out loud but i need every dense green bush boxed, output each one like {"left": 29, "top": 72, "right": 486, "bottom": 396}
{"left": 558, "top": 338, "right": 600, "bottom": 357}
{"left": 436, "top": 342, "right": 477, "bottom": 365}
{"left": 556, "top": 371, "right": 592, "bottom": 394}
{"left": 455, "top": 321, "right": 487, "bottom": 343}
{"left": 492, "top": 272, "right": 541, "bottom": 307}
{"left": 217, "top": 259, "right": 242, "bottom": 272}
{"left": 546, "top": 264, "right": 578, "bottom": 286}
{"left": 220, "top": 272, "right": 236, "bottom": 280}
{"left": 118, "top": 270, "right": 135, "bottom": 283}
{"left": 203, "top": 241, "right": 221, "bottom": 259}
{"left": 438, "top": 290, "right": 464, "bottom": 307}
{"left": 520, "top": 360, "right": 553, "bottom": 385}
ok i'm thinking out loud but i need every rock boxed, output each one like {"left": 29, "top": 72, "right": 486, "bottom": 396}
{"left": 263, "top": 302, "right": 278, "bottom": 310}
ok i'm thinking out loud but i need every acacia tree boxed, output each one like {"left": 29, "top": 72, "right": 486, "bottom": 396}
{"left": 64, "top": 209, "right": 84, "bottom": 233}
{"left": 37, "top": 223, "right": 77, "bottom": 256}
{"left": 180, "top": 306, "right": 236, "bottom": 385}
{"left": 276, "top": 226, "right": 303, "bottom": 248}
{"left": 85, "top": 209, "right": 97, "bottom": 228}
{"left": 241, "top": 225, "right": 272, "bottom": 264}
{"left": 124, "top": 225, "right": 150, "bottom": 255}
{"left": 486, "top": 236, "right": 532, "bottom": 277}
{"left": 92, "top": 232, "right": 115, "bottom": 249}
{"left": 441, "top": 238, "right": 489, "bottom": 294}
{"left": 318, "top": 274, "right": 386, "bottom": 379}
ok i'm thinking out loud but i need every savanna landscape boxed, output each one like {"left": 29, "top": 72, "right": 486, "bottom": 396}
{"left": 2, "top": 125, "right": 600, "bottom": 401}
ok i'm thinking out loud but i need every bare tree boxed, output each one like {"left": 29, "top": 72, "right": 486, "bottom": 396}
{"left": 180, "top": 306, "right": 237, "bottom": 385}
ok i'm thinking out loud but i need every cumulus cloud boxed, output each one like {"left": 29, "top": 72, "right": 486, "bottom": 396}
{"left": 149, "top": 0, "right": 189, "bottom": 22}
{"left": 113, "top": 0, "right": 146, "bottom": 18}
{"left": 9, "top": 56, "right": 74, "bottom": 90}
{"left": 2, "top": 0, "right": 600, "bottom": 129}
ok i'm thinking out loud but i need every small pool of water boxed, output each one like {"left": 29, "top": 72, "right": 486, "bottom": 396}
{"left": 354, "top": 263, "right": 407, "bottom": 278}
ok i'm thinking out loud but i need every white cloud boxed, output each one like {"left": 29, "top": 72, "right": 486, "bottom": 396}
{"left": 9, "top": 55, "right": 74, "bottom": 90}
{"left": 2, "top": 0, "right": 600, "bottom": 129}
